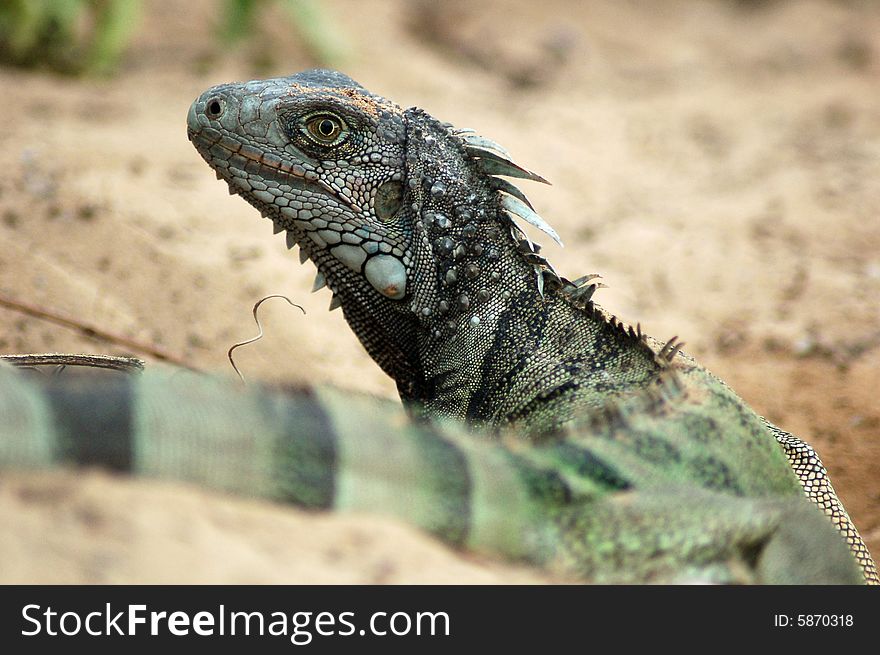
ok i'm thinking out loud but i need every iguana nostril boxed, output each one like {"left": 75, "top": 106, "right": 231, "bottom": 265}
{"left": 206, "top": 97, "right": 225, "bottom": 119}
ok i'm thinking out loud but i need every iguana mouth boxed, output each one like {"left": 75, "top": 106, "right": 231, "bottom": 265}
{"left": 187, "top": 127, "right": 360, "bottom": 213}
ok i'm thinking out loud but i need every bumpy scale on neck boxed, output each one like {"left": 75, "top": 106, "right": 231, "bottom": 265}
{"left": 398, "top": 110, "right": 665, "bottom": 431}
{"left": 400, "top": 108, "right": 555, "bottom": 418}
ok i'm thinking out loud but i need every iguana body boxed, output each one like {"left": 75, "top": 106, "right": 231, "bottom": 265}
{"left": 0, "top": 69, "right": 873, "bottom": 584}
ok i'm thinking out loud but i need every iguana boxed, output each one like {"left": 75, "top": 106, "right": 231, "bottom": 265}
{"left": 1, "top": 69, "right": 875, "bottom": 584}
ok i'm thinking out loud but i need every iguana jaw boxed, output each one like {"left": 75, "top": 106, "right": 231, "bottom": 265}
{"left": 187, "top": 126, "right": 355, "bottom": 211}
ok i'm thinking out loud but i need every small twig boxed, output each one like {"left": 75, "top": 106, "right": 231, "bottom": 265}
{"left": 228, "top": 295, "right": 306, "bottom": 384}
{"left": 0, "top": 353, "right": 144, "bottom": 373}
{"left": 0, "top": 292, "right": 198, "bottom": 371}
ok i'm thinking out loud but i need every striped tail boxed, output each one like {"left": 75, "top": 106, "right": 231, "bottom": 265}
{"left": 0, "top": 367, "right": 558, "bottom": 566}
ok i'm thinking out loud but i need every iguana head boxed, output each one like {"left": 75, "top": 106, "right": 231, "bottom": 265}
{"left": 187, "top": 69, "right": 562, "bottom": 395}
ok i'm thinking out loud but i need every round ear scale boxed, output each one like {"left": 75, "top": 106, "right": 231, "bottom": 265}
{"left": 374, "top": 179, "right": 405, "bottom": 222}
{"left": 365, "top": 255, "right": 407, "bottom": 299}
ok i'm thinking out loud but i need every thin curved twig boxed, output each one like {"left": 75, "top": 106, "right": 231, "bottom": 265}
{"left": 228, "top": 295, "right": 306, "bottom": 384}
{"left": 0, "top": 353, "right": 144, "bottom": 373}
{"left": 0, "top": 292, "right": 197, "bottom": 370}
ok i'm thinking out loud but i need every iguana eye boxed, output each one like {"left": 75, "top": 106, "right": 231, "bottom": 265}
{"left": 304, "top": 114, "right": 345, "bottom": 144}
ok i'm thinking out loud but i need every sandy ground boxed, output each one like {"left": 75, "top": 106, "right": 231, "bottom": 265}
{"left": 0, "top": 0, "right": 877, "bottom": 583}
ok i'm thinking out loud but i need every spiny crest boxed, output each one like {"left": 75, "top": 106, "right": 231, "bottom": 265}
{"left": 451, "top": 126, "right": 559, "bottom": 244}
{"left": 572, "top": 297, "right": 681, "bottom": 370}
{"left": 450, "top": 127, "right": 565, "bottom": 298}
{"left": 656, "top": 336, "right": 685, "bottom": 366}
{"left": 560, "top": 274, "right": 604, "bottom": 305}
{"left": 568, "top": 366, "right": 686, "bottom": 436}
{"left": 454, "top": 125, "right": 645, "bottom": 315}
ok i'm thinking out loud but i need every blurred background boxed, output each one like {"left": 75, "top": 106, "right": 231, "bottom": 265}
{"left": 0, "top": 0, "right": 878, "bottom": 582}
